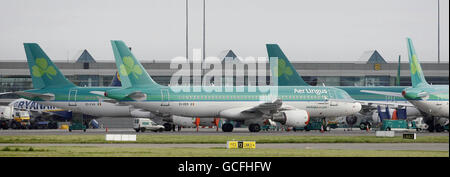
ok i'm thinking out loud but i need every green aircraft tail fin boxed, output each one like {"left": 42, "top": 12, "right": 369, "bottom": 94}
{"left": 266, "top": 44, "right": 310, "bottom": 86}
{"left": 110, "top": 40, "right": 160, "bottom": 88}
{"left": 406, "top": 38, "right": 428, "bottom": 87}
{"left": 23, "top": 43, "right": 75, "bottom": 89}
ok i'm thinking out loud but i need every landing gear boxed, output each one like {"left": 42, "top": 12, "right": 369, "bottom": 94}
{"left": 425, "top": 116, "right": 445, "bottom": 132}
{"left": 163, "top": 123, "right": 172, "bottom": 131}
{"left": 435, "top": 124, "right": 445, "bottom": 132}
{"left": 248, "top": 124, "right": 261, "bottom": 132}
{"left": 222, "top": 123, "right": 234, "bottom": 132}
{"left": 359, "top": 122, "right": 371, "bottom": 131}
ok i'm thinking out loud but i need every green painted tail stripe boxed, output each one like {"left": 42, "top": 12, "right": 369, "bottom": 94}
{"left": 266, "top": 44, "right": 310, "bottom": 86}
{"left": 406, "top": 38, "right": 428, "bottom": 87}
{"left": 110, "top": 40, "right": 160, "bottom": 88}
{"left": 23, "top": 43, "right": 75, "bottom": 89}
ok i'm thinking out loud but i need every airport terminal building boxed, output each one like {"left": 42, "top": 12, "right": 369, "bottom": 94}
{"left": 1, "top": 49, "right": 449, "bottom": 102}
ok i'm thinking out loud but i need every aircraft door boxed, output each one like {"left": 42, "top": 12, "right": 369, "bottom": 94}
{"left": 68, "top": 89, "right": 77, "bottom": 106}
{"left": 328, "top": 90, "right": 338, "bottom": 106}
{"left": 161, "top": 89, "right": 169, "bottom": 106}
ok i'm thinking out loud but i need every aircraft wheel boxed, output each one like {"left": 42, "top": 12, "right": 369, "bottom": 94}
{"left": 11, "top": 122, "right": 17, "bottom": 129}
{"left": 222, "top": 123, "right": 234, "bottom": 132}
{"left": 435, "top": 125, "right": 444, "bottom": 132}
{"left": 359, "top": 123, "right": 366, "bottom": 130}
{"left": 249, "top": 124, "right": 261, "bottom": 132}
{"left": 163, "top": 123, "right": 172, "bottom": 131}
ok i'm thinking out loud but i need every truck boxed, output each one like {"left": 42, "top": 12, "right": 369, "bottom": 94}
{"left": 68, "top": 112, "right": 86, "bottom": 132}
{"left": 412, "top": 117, "right": 429, "bottom": 131}
{"left": 293, "top": 120, "right": 333, "bottom": 132}
{"left": 134, "top": 118, "right": 165, "bottom": 132}
{"left": 0, "top": 106, "right": 31, "bottom": 129}
{"left": 380, "top": 119, "right": 417, "bottom": 131}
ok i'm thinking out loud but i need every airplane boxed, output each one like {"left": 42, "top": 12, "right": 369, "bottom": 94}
{"left": 97, "top": 40, "right": 361, "bottom": 132}
{"left": 11, "top": 43, "right": 155, "bottom": 119}
{"left": 402, "top": 38, "right": 449, "bottom": 119}
{"left": 266, "top": 44, "right": 423, "bottom": 129}
{"left": 10, "top": 98, "right": 71, "bottom": 120}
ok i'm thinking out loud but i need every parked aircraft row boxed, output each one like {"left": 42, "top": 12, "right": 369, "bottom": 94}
{"left": 2, "top": 38, "right": 448, "bottom": 132}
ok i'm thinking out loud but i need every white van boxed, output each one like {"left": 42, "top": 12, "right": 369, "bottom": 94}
{"left": 133, "top": 118, "right": 164, "bottom": 132}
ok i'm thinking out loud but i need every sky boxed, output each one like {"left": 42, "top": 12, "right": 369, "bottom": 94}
{"left": 0, "top": 0, "right": 448, "bottom": 62}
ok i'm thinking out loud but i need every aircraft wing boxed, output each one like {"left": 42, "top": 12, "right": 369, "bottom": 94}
{"left": 0, "top": 92, "right": 14, "bottom": 96}
{"left": 14, "top": 91, "right": 55, "bottom": 101}
{"left": 360, "top": 90, "right": 403, "bottom": 97}
{"left": 359, "top": 101, "right": 414, "bottom": 109}
{"left": 242, "top": 98, "right": 283, "bottom": 115}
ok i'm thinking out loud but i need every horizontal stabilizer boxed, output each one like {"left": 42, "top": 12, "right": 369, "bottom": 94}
{"left": 14, "top": 91, "right": 55, "bottom": 101}
{"left": 127, "top": 91, "right": 147, "bottom": 101}
{"left": 360, "top": 90, "right": 403, "bottom": 97}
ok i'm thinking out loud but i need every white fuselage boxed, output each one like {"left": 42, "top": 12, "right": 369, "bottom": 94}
{"left": 409, "top": 100, "right": 449, "bottom": 118}
{"left": 124, "top": 100, "right": 361, "bottom": 120}
{"left": 35, "top": 101, "right": 133, "bottom": 117}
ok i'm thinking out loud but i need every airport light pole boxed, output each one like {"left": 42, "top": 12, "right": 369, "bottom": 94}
{"left": 437, "top": 0, "right": 440, "bottom": 64}
{"left": 202, "top": 0, "right": 206, "bottom": 83}
{"left": 186, "top": 0, "right": 189, "bottom": 61}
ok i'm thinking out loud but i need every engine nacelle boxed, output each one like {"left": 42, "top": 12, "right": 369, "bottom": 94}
{"left": 273, "top": 110, "right": 310, "bottom": 127}
{"left": 172, "top": 116, "right": 196, "bottom": 127}
{"left": 130, "top": 109, "right": 155, "bottom": 118}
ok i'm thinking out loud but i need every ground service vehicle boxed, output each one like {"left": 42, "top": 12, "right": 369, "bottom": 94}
{"left": 134, "top": 118, "right": 165, "bottom": 132}
{"left": 68, "top": 113, "right": 86, "bottom": 132}
{"left": 0, "top": 106, "right": 31, "bottom": 129}
{"left": 294, "top": 121, "right": 331, "bottom": 131}
{"left": 380, "top": 120, "right": 417, "bottom": 131}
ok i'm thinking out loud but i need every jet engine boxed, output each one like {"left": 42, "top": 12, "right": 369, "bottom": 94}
{"left": 130, "top": 109, "right": 155, "bottom": 118}
{"left": 273, "top": 110, "right": 310, "bottom": 127}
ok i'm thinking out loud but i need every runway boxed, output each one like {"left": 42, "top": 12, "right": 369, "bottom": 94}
{"left": 0, "top": 143, "right": 447, "bottom": 151}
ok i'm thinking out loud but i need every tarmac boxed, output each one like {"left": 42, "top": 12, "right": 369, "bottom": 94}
{"left": 0, "top": 127, "right": 448, "bottom": 136}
